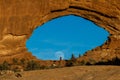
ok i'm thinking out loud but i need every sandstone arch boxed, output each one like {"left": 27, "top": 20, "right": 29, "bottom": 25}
{"left": 0, "top": 0, "right": 120, "bottom": 61}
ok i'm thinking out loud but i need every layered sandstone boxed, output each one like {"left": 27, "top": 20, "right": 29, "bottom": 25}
{"left": 0, "top": 0, "right": 120, "bottom": 61}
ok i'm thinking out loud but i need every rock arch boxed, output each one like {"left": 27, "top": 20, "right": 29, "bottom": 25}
{"left": 0, "top": 0, "right": 120, "bottom": 61}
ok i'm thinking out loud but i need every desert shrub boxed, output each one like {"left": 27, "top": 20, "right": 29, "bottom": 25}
{"left": 78, "top": 54, "right": 81, "bottom": 58}
{"left": 25, "top": 60, "right": 41, "bottom": 71}
{"left": 65, "top": 54, "right": 77, "bottom": 67}
{"left": 20, "top": 58, "right": 26, "bottom": 65}
{"left": 85, "top": 62, "right": 91, "bottom": 65}
{"left": 95, "top": 57, "right": 120, "bottom": 65}
{"left": 79, "top": 60, "right": 86, "bottom": 65}
{"left": 12, "top": 58, "right": 18, "bottom": 65}
{"left": 65, "top": 60, "right": 74, "bottom": 67}
{"left": 89, "top": 58, "right": 96, "bottom": 64}
{"left": 0, "top": 61, "right": 10, "bottom": 70}
{"left": 39, "top": 65, "right": 47, "bottom": 69}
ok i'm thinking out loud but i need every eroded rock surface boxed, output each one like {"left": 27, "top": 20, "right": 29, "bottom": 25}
{"left": 0, "top": 0, "right": 120, "bottom": 61}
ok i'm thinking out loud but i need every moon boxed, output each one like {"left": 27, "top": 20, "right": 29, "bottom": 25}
{"left": 55, "top": 51, "right": 64, "bottom": 60}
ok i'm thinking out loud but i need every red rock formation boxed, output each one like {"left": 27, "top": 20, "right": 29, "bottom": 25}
{"left": 0, "top": 0, "right": 120, "bottom": 61}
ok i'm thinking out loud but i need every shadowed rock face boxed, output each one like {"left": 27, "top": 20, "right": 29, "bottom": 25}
{"left": 0, "top": 0, "right": 120, "bottom": 61}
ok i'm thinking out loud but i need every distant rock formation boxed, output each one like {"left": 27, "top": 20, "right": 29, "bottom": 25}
{"left": 0, "top": 0, "right": 120, "bottom": 62}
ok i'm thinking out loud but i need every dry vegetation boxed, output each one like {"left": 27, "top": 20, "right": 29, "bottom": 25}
{"left": 0, "top": 55, "right": 120, "bottom": 80}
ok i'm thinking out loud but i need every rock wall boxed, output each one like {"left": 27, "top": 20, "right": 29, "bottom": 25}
{"left": 0, "top": 0, "right": 120, "bottom": 60}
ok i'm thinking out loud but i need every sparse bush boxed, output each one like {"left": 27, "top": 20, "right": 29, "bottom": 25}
{"left": 0, "top": 61, "right": 10, "bottom": 70}
{"left": 20, "top": 58, "right": 26, "bottom": 65}
{"left": 65, "top": 54, "right": 77, "bottom": 67}
{"left": 78, "top": 54, "right": 81, "bottom": 58}
{"left": 85, "top": 62, "right": 91, "bottom": 65}
{"left": 40, "top": 65, "right": 47, "bottom": 69}
{"left": 95, "top": 57, "right": 120, "bottom": 65}
{"left": 12, "top": 58, "right": 18, "bottom": 65}
{"left": 25, "top": 60, "right": 41, "bottom": 71}
{"left": 80, "top": 60, "right": 85, "bottom": 65}
{"left": 65, "top": 60, "right": 74, "bottom": 67}
{"left": 89, "top": 58, "right": 96, "bottom": 64}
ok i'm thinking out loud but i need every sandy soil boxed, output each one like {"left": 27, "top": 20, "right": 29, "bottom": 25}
{"left": 0, "top": 66, "right": 120, "bottom": 80}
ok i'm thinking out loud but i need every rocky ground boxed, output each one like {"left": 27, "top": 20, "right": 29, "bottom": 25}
{"left": 0, "top": 66, "right": 120, "bottom": 80}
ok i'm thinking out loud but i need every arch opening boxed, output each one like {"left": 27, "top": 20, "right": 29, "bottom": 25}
{"left": 26, "top": 15, "right": 110, "bottom": 60}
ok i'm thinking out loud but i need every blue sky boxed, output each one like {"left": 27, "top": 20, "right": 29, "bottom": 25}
{"left": 26, "top": 15, "right": 109, "bottom": 60}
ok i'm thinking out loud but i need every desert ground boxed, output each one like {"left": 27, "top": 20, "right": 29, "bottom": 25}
{"left": 0, "top": 66, "right": 120, "bottom": 80}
